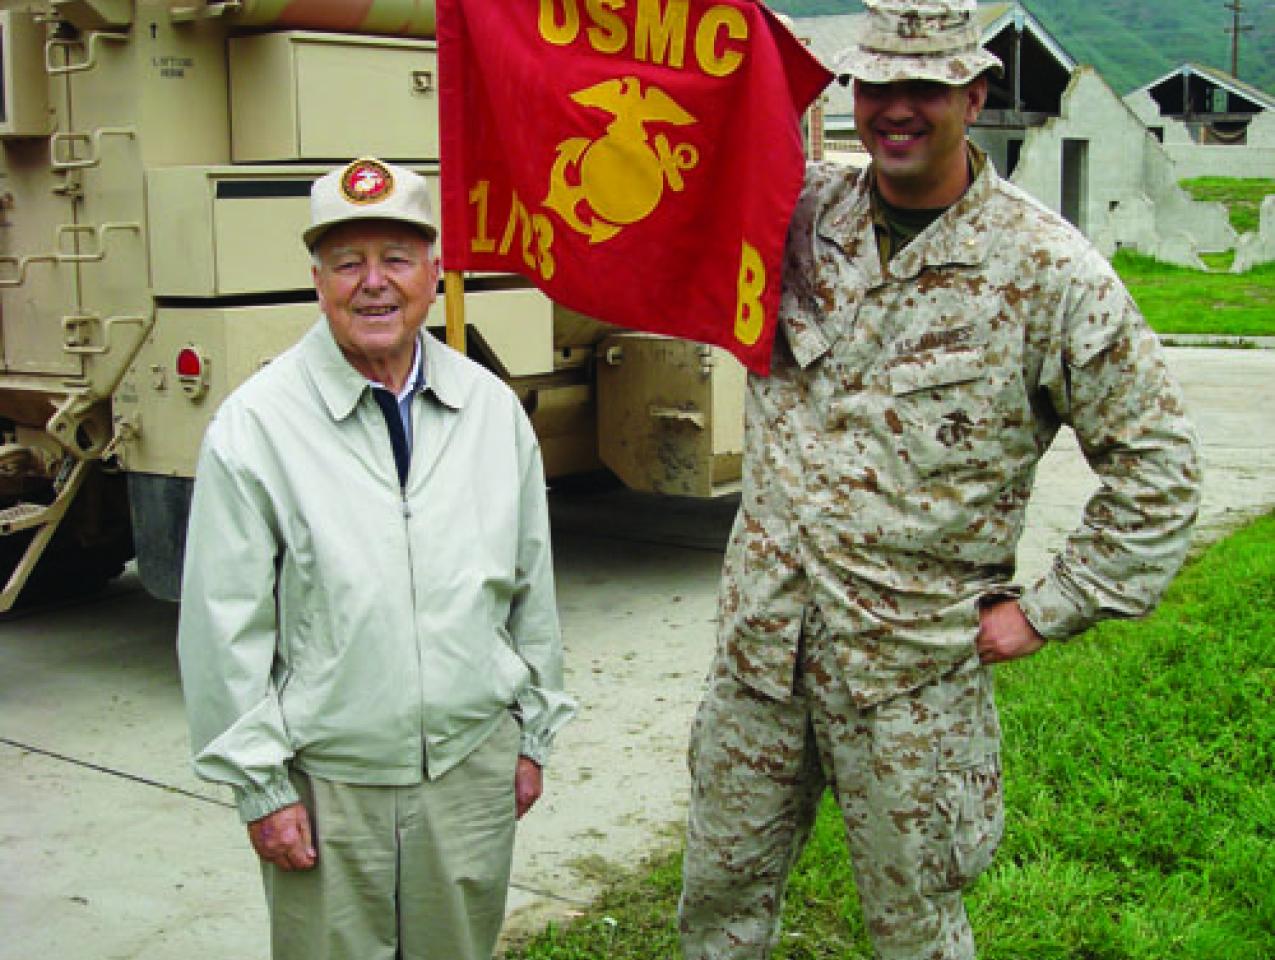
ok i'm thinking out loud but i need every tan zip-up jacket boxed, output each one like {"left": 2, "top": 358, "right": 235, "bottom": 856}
{"left": 178, "top": 321, "right": 575, "bottom": 822}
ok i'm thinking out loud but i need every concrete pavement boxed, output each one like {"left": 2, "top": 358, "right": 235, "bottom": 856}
{"left": 1, "top": 346, "right": 1272, "bottom": 959}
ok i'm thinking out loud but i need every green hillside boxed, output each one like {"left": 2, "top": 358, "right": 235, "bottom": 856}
{"left": 769, "top": 0, "right": 1275, "bottom": 96}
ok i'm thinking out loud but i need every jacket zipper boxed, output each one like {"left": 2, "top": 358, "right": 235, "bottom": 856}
{"left": 398, "top": 433, "right": 428, "bottom": 778}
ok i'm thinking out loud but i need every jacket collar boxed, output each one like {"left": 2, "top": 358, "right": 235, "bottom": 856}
{"left": 815, "top": 143, "right": 998, "bottom": 284}
{"left": 303, "top": 320, "right": 466, "bottom": 423}
{"left": 882, "top": 153, "right": 997, "bottom": 280}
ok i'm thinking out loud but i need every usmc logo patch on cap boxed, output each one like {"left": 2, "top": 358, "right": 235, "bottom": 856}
{"left": 340, "top": 158, "right": 395, "bottom": 205}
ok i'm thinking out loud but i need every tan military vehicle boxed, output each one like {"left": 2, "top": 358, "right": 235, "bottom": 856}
{"left": 0, "top": 0, "right": 747, "bottom": 609}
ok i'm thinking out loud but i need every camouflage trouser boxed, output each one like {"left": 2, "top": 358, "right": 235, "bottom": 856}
{"left": 678, "top": 633, "right": 1003, "bottom": 960}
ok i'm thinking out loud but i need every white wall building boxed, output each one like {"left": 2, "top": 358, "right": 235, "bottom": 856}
{"left": 1126, "top": 63, "right": 1275, "bottom": 181}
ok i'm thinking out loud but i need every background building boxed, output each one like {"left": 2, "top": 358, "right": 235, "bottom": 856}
{"left": 793, "top": 2, "right": 1244, "bottom": 268}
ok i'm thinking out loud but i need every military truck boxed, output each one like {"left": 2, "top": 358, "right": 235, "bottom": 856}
{"left": 0, "top": 0, "right": 749, "bottom": 610}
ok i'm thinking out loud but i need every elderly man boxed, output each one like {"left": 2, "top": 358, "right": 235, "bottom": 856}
{"left": 178, "top": 157, "right": 575, "bottom": 960}
{"left": 678, "top": 2, "right": 1201, "bottom": 958}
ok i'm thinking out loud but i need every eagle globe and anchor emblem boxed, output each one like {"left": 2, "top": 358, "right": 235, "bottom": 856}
{"left": 544, "top": 76, "right": 701, "bottom": 244}
{"left": 341, "top": 158, "right": 395, "bottom": 203}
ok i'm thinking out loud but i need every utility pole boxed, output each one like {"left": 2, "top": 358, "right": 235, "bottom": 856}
{"left": 1224, "top": 0, "right": 1253, "bottom": 78}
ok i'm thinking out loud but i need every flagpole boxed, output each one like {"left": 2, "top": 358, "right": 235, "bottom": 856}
{"left": 444, "top": 269, "right": 466, "bottom": 352}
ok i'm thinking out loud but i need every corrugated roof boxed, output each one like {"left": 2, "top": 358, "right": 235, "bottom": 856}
{"left": 1131, "top": 63, "right": 1275, "bottom": 113}
{"left": 978, "top": 2, "right": 1074, "bottom": 73}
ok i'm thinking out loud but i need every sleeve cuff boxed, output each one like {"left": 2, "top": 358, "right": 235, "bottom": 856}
{"left": 1018, "top": 574, "right": 1093, "bottom": 641}
{"left": 234, "top": 772, "right": 300, "bottom": 823}
{"left": 519, "top": 730, "right": 553, "bottom": 768}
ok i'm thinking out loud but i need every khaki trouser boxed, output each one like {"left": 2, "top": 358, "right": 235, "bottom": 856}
{"left": 262, "top": 712, "right": 521, "bottom": 960}
{"left": 679, "top": 629, "right": 1003, "bottom": 960}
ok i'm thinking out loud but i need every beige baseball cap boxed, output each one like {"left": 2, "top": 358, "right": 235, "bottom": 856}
{"left": 303, "top": 157, "right": 438, "bottom": 251}
{"left": 835, "top": 0, "right": 1003, "bottom": 86}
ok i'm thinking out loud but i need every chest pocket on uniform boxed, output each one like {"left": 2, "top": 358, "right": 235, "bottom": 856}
{"left": 886, "top": 347, "right": 996, "bottom": 477}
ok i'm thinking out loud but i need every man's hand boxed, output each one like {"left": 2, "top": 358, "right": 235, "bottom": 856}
{"left": 515, "top": 756, "right": 543, "bottom": 820}
{"left": 976, "top": 600, "right": 1046, "bottom": 664}
{"left": 247, "top": 803, "right": 316, "bottom": 871}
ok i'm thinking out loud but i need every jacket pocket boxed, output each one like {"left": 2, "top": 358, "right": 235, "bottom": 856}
{"left": 887, "top": 348, "right": 998, "bottom": 477}
{"left": 887, "top": 348, "right": 982, "bottom": 396}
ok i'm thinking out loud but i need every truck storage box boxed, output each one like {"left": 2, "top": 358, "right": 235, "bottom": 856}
{"left": 0, "top": 10, "right": 52, "bottom": 138}
{"left": 229, "top": 30, "right": 438, "bottom": 162}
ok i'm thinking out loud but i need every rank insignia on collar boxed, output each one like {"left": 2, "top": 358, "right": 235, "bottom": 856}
{"left": 341, "top": 159, "right": 395, "bottom": 205}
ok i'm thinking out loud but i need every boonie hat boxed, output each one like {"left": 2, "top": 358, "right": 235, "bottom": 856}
{"left": 303, "top": 157, "right": 438, "bottom": 250}
{"left": 835, "top": 0, "right": 1003, "bottom": 86}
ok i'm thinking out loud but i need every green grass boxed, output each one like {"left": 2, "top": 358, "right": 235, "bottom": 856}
{"left": 503, "top": 512, "right": 1275, "bottom": 959}
{"left": 1112, "top": 175, "right": 1274, "bottom": 335}
{"left": 1179, "top": 177, "right": 1275, "bottom": 236}
{"left": 1112, "top": 251, "right": 1275, "bottom": 337}
{"left": 1199, "top": 251, "right": 1237, "bottom": 273}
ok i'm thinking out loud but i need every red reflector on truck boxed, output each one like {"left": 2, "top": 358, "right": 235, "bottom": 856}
{"left": 175, "top": 346, "right": 210, "bottom": 400}
{"left": 176, "top": 348, "right": 202, "bottom": 378}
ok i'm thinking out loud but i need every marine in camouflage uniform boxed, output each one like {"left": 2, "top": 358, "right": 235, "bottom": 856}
{"left": 678, "top": 2, "right": 1202, "bottom": 958}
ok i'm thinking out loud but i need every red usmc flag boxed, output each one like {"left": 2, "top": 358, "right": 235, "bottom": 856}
{"left": 437, "top": 0, "right": 832, "bottom": 375}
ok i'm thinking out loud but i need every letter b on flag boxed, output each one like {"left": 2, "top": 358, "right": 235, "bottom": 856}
{"left": 734, "top": 241, "right": 765, "bottom": 347}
